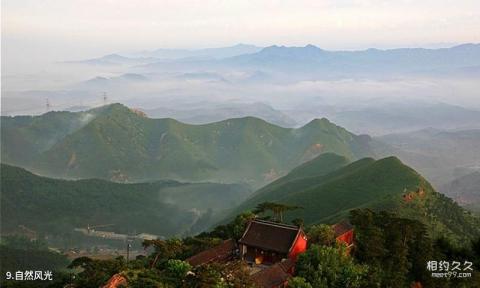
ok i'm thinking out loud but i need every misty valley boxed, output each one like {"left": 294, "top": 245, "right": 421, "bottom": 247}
{"left": 2, "top": 41, "right": 480, "bottom": 287}
{"left": 2, "top": 100, "right": 480, "bottom": 287}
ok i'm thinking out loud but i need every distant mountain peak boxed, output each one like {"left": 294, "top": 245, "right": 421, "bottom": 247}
{"left": 232, "top": 43, "right": 259, "bottom": 48}
{"left": 376, "top": 155, "right": 404, "bottom": 166}
{"left": 101, "top": 53, "right": 128, "bottom": 60}
{"left": 87, "top": 76, "right": 109, "bottom": 82}
{"left": 302, "top": 118, "right": 332, "bottom": 127}
{"left": 254, "top": 44, "right": 326, "bottom": 59}
{"left": 119, "top": 73, "right": 148, "bottom": 81}
{"left": 304, "top": 44, "right": 320, "bottom": 49}
{"left": 451, "top": 43, "right": 480, "bottom": 50}
{"left": 261, "top": 44, "right": 322, "bottom": 51}
{"left": 91, "top": 102, "right": 132, "bottom": 115}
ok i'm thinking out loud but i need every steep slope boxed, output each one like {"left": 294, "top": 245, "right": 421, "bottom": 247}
{"left": 1, "top": 111, "right": 95, "bottom": 167}
{"left": 0, "top": 105, "right": 125, "bottom": 168}
{"left": 240, "top": 153, "right": 352, "bottom": 205}
{"left": 5, "top": 103, "right": 373, "bottom": 187}
{"left": 231, "top": 155, "right": 480, "bottom": 243}
{"left": 0, "top": 164, "right": 252, "bottom": 237}
{"left": 440, "top": 172, "right": 480, "bottom": 214}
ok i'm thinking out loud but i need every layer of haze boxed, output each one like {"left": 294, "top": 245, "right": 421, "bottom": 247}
{"left": 3, "top": 0, "right": 480, "bottom": 74}
{"left": 2, "top": 0, "right": 480, "bottom": 134}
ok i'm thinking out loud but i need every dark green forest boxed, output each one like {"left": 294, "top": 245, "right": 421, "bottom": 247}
{"left": 3, "top": 209, "right": 479, "bottom": 287}
{"left": 0, "top": 164, "right": 252, "bottom": 237}
{"left": 230, "top": 154, "right": 480, "bottom": 244}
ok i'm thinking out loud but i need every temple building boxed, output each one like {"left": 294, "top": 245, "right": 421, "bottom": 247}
{"left": 250, "top": 258, "right": 295, "bottom": 288}
{"left": 332, "top": 220, "right": 354, "bottom": 249}
{"left": 186, "top": 239, "right": 237, "bottom": 266}
{"left": 238, "top": 219, "right": 308, "bottom": 265}
{"left": 104, "top": 219, "right": 356, "bottom": 288}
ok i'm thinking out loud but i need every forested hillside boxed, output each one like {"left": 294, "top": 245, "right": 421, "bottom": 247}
{"left": 231, "top": 154, "right": 480, "bottom": 244}
{"left": 0, "top": 164, "right": 252, "bottom": 237}
{"left": 1, "top": 103, "right": 374, "bottom": 187}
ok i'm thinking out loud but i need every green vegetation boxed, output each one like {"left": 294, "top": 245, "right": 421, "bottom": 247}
{"left": 3, "top": 105, "right": 479, "bottom": 286}
{"left": 348, "top": 209, "right": 480, "bottom": 288}
{"left": 306, "top": 224, "right": 335, "bottom": 246}
{"left": 0, "top": 236, "right": 70, "bottom": 287}
{"left": 230, "top": 154, "right": 480, "bottom": 244}
{"left": 291, "top": 209, "right": 480, "bottom": 288}
{"left": 61, "top": 213, "right": 256, "bottom": 288}
{"left": 0, "top": 105, "right": 112, "bottom": 168}
{"left": 295, "top": 244, "right": 370, "bottom": 288}
{"left": 288, "top": 277, "right": 313, "bottom": 288}
{"left": 253, "top": 202, "right": 302, "bottom": 222}
{"left": 2, "top": 103, "right": 373, "bottom": 187}
{"left": 0, "top": 164, "right": 252, "bottom": 237}
{"left": 3, "top": 210, "right": 479, "bottom": 287}
{"left": 231, "top": 153, "right": 351, "bottom": 210}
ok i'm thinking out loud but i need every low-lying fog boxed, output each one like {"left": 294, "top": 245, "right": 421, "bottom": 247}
{"left": 2, "top": 44, "right": 480, "bottom": 136}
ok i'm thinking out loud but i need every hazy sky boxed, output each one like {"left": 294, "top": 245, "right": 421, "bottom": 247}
{"left": 2, "top": 0, "right": 480, "bottom": 71}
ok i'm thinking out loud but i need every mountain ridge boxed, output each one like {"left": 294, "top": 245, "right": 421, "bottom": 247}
{"left": 228, "top": 154, "right": 480, "bottom": 243}
{"left": 138, "top": 43, "right": 480, "bottom": 78}
{"left": 1, "top": 103, "right": 374, "bottom": 187}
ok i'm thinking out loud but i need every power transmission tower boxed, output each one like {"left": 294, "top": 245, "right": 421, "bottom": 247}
{"left": 46, "top": 98, "right": 51, "bottom": 112}
{"left": 102, "top": 92, "right": 108, "bottom": 105}
{"left": 126, "top": 232, "right": 134, "bottom": 262}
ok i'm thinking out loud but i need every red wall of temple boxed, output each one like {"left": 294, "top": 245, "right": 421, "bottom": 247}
{"left": 288, "top": 232, "right": 307, "bottom": 261}
{"left": 336, "top": 230, "right": 354, "bottom": 246}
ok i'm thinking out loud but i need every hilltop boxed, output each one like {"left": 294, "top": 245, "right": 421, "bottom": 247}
{"left": 230, "top": 154, "right": 480, "bottom": 243}
{"left": 1, "top": 103, "right": 374, "bottom": 187}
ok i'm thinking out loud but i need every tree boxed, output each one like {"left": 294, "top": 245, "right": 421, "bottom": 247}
{"left": 185, "top": 263, "right": 225, "bottom": 288}
{"left": 254, "top": 202, "right": 302, "bottom": 222}
{"left": 408, "top": 220, "right": 434, "bottom": 287}
{"left": 164, "top": 259, "right": 192, "bottom": 286}
{"left": 295, "top": 245, "right": 369, "bottom": 288}
{"left": 142, "top": 238, "right": 185, "bottom": 269}
{"left": 292, "top": 218, "right": 305, "bottom": 227}
{"left": 348, "top": 209, "right": 465, "bottom": 287}
{"left": 68, "top": 256, "right": 126, "bottom": 288}
{"left": 383, "top": 219, "right": 409, "bottom": 288}
{"left": 186, "top": 261, "right": 254, "bottom": 288}
{"left": 205, "top": 211, "right": 255, "bottom": 240}
{"left": 288, "top": 277, "right": 313, "bottom": 288}
{"left": 223, "top": 261, "right": 255, "bottom": 288}
{"left": 349, "top": 209, "right": 386, "bottom": 264}
{"left": 307, "top": 224, "right": 335, "bottom": 246}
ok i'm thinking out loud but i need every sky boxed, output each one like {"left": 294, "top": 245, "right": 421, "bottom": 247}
{"left": 1, "top": 0, "right": 480, "bottom": 82}
{"left": 1, "top": 1, "right": 480, "bottom": 119}
{"left": 2, "top": 0, "right": 480, "bottom": 62}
